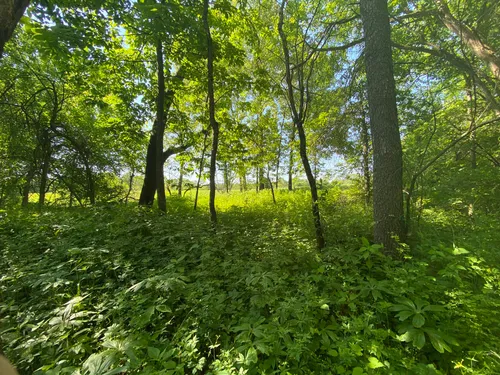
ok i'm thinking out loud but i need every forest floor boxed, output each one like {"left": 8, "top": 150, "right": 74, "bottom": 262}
{"left": 1, "top": 189, "right": 500, "bottom": 375}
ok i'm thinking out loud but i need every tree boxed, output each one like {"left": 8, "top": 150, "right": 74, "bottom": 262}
{"left": 360, "top": 0, "right": 404, "bottom": 252}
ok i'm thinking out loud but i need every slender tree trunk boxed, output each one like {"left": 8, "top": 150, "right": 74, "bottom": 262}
{"left": 178, "top": 161, "right": 184, "bottom": 196}
{"left": 467, "top": 82, "right": 477, "bottom": 220}
{"left": 204, "top": 0, "right": 219, "bottom": 225}
{"left": 296, "top": 120, "right": 325, "bottom": 249}
{"left": 276, "top": 125, "right": 282, "bottom": 189}
{"left": 0, "top": 0, "right": 30, "bottom": 58}
{"left": 21, "top": 167, "right": 34, "bottom": 207}
{"left": 155, "top": 38, "right": 167, "bottom": 212}
{"left": 125, "top": 169, "right": 135, "bottom": 204}
{"left": 84, "top": 160, "right": 95, "bottom": 205}
{"left": 267, "top": 166, "right": 276, "bottom": 205}
{"left": 361, "top": 0, "right": 404, "bottom": 253}
{"left": 194, "top": 131, "right": 208, "bottom": 210}
{"left": 361, "top": 110, "right": 371, "bottom": 206}
{"left": 259, "top": 167, "right": 265, "bottom": 190}
{"left": 38, "top": 129, "right": 51, "bottom": 208}
{"left": 288, "top": 126, "right": 295, "bottom": 191}
{"left": 255, "top": 167, "right": 259, "bottom": 193}
{"left": 278, "top": 1, "right": 325, "bottom": 249}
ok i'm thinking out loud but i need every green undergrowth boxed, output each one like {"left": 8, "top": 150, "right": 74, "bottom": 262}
{"left": 1, "top": 191, "right": 499, "bottom": 374}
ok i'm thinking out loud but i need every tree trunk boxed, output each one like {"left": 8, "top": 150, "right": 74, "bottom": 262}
{"left": 259, "top": 167, "right": 265, "bottom": 190}
{"left": 38, "top": 129, "right": 51, "bottom": 209}
{"left": 361, "top": 0, "right": 404, "bottom": 253}
{"left": 297, "top": 120, "right": 325, "bottom": 249}
{"left": 125, "top": 168, "right": 135, "bottom": 204}
{"left": 288, "top": 126, "right": 295, "bottom": 191}
{"left": 155, "top": 37, "right": 167, "bottom": 212}
{"left": 0, "top": 0, "right": 30, "bottom": 58}
{"left": 139, "top": 131, "right": 157, "bottom": 206}
{"left": 267, "top": 166, "right": 276, "bottom": 205}
{"left": 278, "top": 1, "right": 325, "bottom": 249}
{"left": 255, "top": 167, "right": 259, "bottom": 193}
{"left": 204, "top": 0, "right": 219, "bottom": 225}
{"left": 361, "top": 109, "right": 371, "bottom": 206}
{"left": 194, "top": 131, "right": 208, "bottom": 210}
{"left": 223, "top": 161, "right": 230, "bottom": 193}
{"left": 276, "top": 125, "right": 282, "bottom": 189}
{"left": 21, "top": 167, "right": 34, "bottom": 207}
{"left": 178, "top": 161, "right": 184, "bottom": 196}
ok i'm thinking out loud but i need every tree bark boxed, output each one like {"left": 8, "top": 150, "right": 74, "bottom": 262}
{"left": 21, "top": 168, "right": 34, "bottom": 207}
{"left": 194, "top": 130, "right": 208, "bottom": 210}
{"left": 267, "top": 166, "right": 276, "bottom": 205}
{"left": 288, "top": 125, "right": 295, "bottom": 191}
{"left": 0, "top": 0, "right": 30, "bottom": 58}
{"left": 125, "top": 168, "right": 135, "bottom": 204}
{"left": 258, "top": 167, "right": 265, "bottom": 190}
{"left": 139, "top": 131, "right": 157, "bottom": 206}
{"left": 178, "top": 161, "right": 184, "bottom": 196}
{"left": 155, "top": 37, "right": 167, "bottom": 212}
{"left": 38, "top": 128, "right": 51, "bottom": 208}
{"left": 360, "top": 0, "right": 404, "bottom": 253}
{"left": 204, "top": 0, "right": 219, "bottom": 226}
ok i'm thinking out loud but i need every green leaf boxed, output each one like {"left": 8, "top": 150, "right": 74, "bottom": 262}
{"left": 396, "top": 310, "right": 414, "bottom": 321}
{"left": 412, "top": 313, "right": 425, "bottom": 328}
{"left": 165, "top": 361, "right": 177, "bottom": 369}
{"left": 368, "top": 357, "right": 385, "bottom": 369}
{"left": 246, "top": 347, "right": 258, "bottom": 365}
{"left": 352, "top": 367, "right": 364, "bottom": 375}
{"left": 156, "top": 305, "right": 172, "bottom": 313}
{"left": 413, "top": 330, "right": 426, "bottom": 349}
{"left": 148, "top": 346, "right": 160, "bottom": 360}
{"left": 422, "top": 304, "right": 445, "bottom": 312}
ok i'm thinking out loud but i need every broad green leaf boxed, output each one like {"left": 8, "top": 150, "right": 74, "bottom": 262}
{"left": 368, "top": 357, "right": 385, "bottom": 369}
{"left": 413, "top": 330, "right": 426, "bottom": 349}
{"left": 412, "top": 313, "right": 425, "bottom": 328}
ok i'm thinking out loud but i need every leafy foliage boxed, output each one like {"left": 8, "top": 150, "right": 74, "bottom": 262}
{"left": 1, "top": 191, "right": 500, "bottom": 374}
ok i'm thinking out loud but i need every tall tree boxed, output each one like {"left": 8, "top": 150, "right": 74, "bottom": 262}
{"left": 360, "top": 0, "right": 404, "bottom": 252}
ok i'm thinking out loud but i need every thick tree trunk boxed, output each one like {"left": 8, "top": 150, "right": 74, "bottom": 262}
{"left": 0, "top": 0, "right": 30, "bottom": 58}
{"left": 361, "top": 0, "right": 404, "bottom": 253}
{"left": 204, "top": 0, "right": 219, "bottom": 226}
{"left": 155, "top": 38, "right": 167, "bottom": 212}
{"left": 139, "top": 132, "right": 157, "bottom": 206}
{"left": 437, "top": 0, "right": 500, "bottom": 81}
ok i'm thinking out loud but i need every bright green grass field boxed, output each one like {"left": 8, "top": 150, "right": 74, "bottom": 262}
{"left": 1, "top": 189, "right": 499, "bottom": 375}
